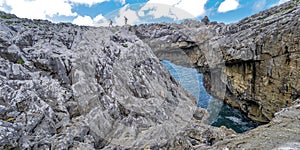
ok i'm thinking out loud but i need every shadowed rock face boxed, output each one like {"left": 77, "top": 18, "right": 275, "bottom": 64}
{"left": 0, "top": 11, "right": 232, "bottom": 149}
{"left": 209, "top": 99, "right": 300, "bottom": 150}
{"left": 135, "top": 0, "right": 300, "bottom": 123}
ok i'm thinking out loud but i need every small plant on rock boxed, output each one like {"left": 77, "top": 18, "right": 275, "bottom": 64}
{"left": 0, "top": 15, "right": 7, "bottom": 19}
{"left": 6, "top": 21, "right": 13, "bottom": 25}
{"left": 17, "top": 58, "right": 24, "bottom": 65}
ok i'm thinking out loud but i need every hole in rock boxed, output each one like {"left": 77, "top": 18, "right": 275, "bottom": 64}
{"left": 161, "top": 60, "right": 259, "bottom": 133}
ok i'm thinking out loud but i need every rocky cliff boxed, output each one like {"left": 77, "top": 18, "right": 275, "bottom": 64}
{"left": 209, "top": 99, "right": 300, "bottom": 150}
{"left": 0, "top": 0, "right": 300, "bottom": 149}
{"left": 135, "top": 0, "right": 300, "bottom": 123}
{"left": 0, "top": 12, "right": 233, "bottom": 149}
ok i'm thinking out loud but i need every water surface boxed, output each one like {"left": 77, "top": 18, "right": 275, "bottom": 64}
{"left": 162, "top": 60, "right": 259, "bottom": 133}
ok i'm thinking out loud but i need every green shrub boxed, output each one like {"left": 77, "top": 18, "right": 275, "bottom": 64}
{"left": 112, "top": 29, "right": 117, "bottom": 33}
{"left": 287, "top": 4, "right": 294, "bottom": 10}
{"left": 0, "top": 14, "right": 16, "bottom": 19}
{"left": 6, "top": 21, "right": 13, "bottom": 25}
{"left": 28, "top": 25, "right": 37, "bottom": 28}
{"left": 17, "top": 58, "right": 24, "bottom": 65}
{"left": 0, "top": 15, "right": 7, "bottom": 19}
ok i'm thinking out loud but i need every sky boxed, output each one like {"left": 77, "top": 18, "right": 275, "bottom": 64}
{"left": 0, "top": 0, "right": 291, "bottom": 26}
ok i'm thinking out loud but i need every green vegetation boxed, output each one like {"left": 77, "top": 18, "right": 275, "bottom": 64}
{"left": 296, "top": 0, "right": 300, "bottom": 3}
{"left": 282, "top": 4, "right": 295, "bottom": 13}
{"left": 112, "top": 29, "right": 117, "bottom": 33}
{"left": 17, "top": 58, "right": 24, "bottom": 65}
{"left": 0, "top": 15, "right": 8, "bottom": 19}
{"left": 288, "top": 4, "right": 295, "bottom": 10}
{"left": 28, "top": 25, "right": 37, "bottom": 29}
{"left": 0, "top": 14, "right": 16, "bottom": 19}
{"left": 6, "top": 21, "right": 13, "bottom": 25}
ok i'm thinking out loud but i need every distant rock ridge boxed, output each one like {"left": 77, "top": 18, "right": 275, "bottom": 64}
{"left": 0, "top": 0, "right": 299, "bottom": 149}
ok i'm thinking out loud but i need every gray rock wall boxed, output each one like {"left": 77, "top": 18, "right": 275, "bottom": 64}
{"left": 0, "top": 13, "right": 231, "bottom": 149}
{"left": 135, "top": 0, "right": 300, "bottom": 123}
{"left": 1, "top": 0, "right": 300, "bottom": 149}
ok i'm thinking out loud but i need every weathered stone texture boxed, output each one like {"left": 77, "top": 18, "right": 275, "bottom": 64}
{"left": 135, "top": 0, "right": 300, "bottom": 123}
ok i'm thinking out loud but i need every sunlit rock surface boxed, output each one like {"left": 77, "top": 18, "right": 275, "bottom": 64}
{"left": 0, "top": 0, "right": 300, "bottom": 149}
{"left": 135, "top": 0, "right": 300, "bottom": 123}
{"left": 0, "top": 11, "right": 232, "bottom": 149}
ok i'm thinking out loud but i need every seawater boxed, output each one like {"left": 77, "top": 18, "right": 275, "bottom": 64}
{"left": 161, "top": 60, "right": 258, "bottom": 133}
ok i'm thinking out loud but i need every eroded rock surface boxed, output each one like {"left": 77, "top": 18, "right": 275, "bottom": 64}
{"left": 203, "top": 0, "right": 300, "bottom": 123}
{"left": 1, "top": 0, "right": 300, "bottom": 149}
{"left": 209, "top": 99, "right": 300, "bottom": 150}
{"left": 135, "top": 0, "right": 300, "bottom": 123}
{"left": 0, "top": 11, "right": 232, "bottom": 149}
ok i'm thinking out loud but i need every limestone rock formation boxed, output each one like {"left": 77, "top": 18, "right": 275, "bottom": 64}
{"left": 210, "top": 99, "right": 300, "bottom": 150}
{"left": 135, "top": 0, "right": 300, "bottom": 123}
{"left": 202, "top": 0, "right": 300, "bottom": 123}
{"left": 0, "top": 11, "right": 232, "bottom": 149}
{"left": 0, "top": 0, "right": 300, "bottom": 149}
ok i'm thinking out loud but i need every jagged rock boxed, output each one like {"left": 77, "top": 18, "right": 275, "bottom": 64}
{"left": 202, "top": 0, "right": 300, "bottom": 123}
{"left": 0, "top": 11, "right": 232, "bottom": 149}
{"left": 1, "top": 0, "right": 300, "bottom": 149}
{"left": 209, "top": 99, "right": 300, "bottom": 150}
{"left": 135, "top": 0, "right": 300, "bottom": 123}
{"left": 201, "top": 16, "right": 210, "bottom": 25}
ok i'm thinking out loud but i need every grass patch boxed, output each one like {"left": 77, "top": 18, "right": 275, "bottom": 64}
{"left": 17, "top": 58, "right": 24, "bottom": 65}
{"left": 0, "top": 14, "right": 16, "bottom": 19}
{"left": 6, "top": 21, "right": 13, "bottom": 25}
{"left": 28, "top": 25, "right": 37, "bottom": 29}
{"left": 0, "top": 15, "right": 8, "bottom": 19}
{"left": 288, "top": 5, "right": 295, "bottom": 10}
{"left": 111, "top": 29, "right": 118, "bottom": 33}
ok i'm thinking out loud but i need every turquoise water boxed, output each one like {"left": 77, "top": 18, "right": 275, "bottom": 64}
{"left": 161, "top": 60, "right": 258, "bottom": 133}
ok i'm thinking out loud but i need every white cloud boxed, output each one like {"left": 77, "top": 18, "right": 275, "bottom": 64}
{"left": 270, "top": 0, "right": 290, "bottom": 8}
{"left": 96, "top": 18, "right": 110, "bottom": 26}
{"left": 68, "top": 0, "right": 125, "bottom": 6}
{"left": 73, "top": 14, "right": 104, "bottom": 26}
{"left": 0, "top": 0, "right": 6, "bottom": 11}
{"left": 93, "top": 14, "right": 104, "bottom": 22}
{"left": 94, "top": 1, "right": 202, "bottom": 27}
{"left": 114, "top": 4, "right": 139, "bottom": 25}
{"left": 253, "top": 0, "right": 266, "bottom": 11}
{"left": 139, "top": 3, "right": 194, "bottom": 20}
{"left": 68, "top": 0, "right": 108, "bottom": 6}
{"left": 119, "top": 0, "right": 126, "bottom": 5}
{"left": 146, "top": 0, "right": 208, "bottom": 17}
{"left": 173, "top": 0, "right": 207, "bottom": 17}
{"left": 73, "top": 15, "right": 94, "bottom": 26}
{"left": 217, "top": 0, "right": 239, "bottom": 13}
{"left": 1, "top": 0, "right": 76, "bottom": 20}
{"left": 278, "top": 0, "right": 290, "bottom": 5}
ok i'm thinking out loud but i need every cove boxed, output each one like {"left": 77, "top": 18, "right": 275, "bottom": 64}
{"left": 161, "top": 60, "right": 259, "bottom": 133}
